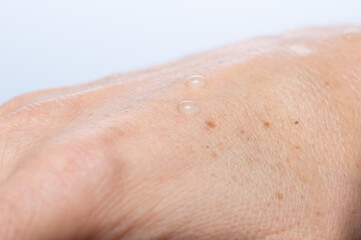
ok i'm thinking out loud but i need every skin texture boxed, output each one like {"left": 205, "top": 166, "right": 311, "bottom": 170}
{"left": 0, "top": 26, "right": 361, "bottom": 240}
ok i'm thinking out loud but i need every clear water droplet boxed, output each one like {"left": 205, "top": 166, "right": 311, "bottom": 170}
{"left": 289, "top": 44, "right": 312, "bottom": 56}
{"left": 178, "top": 101, "right": 200, "bottom": 115}
{"left": 186, "top": 75, "right": 206, "bottom": 89}
{"left": 343, "top": 28, "right": 361, "bottom": 40}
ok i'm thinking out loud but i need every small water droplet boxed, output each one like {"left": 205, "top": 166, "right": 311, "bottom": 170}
{"left": 178, "top": 101, "right": 200, "bottom": 115}
{"left": 289, "top": 44, "right": 312, "bottom": 57}
{"left": 343, "top": 28, "right": 361, "bottom": 40}
{"left": 186, "top": 75, "right": 206, "bottom": 89}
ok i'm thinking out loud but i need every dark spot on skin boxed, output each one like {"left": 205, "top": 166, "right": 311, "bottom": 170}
{"left": 263, "top": 121, "right": 271, "bottom": 128}
{"left": 240, "top": 129, "right": 245, "bottom": 134}
{"left": 189, "top": 145, "right": 195, "bottom": 153}
{"left": 205, "top": 145, "right": 210, "bottom": 149}
{"left": 294, "top": 121, "right": 299, "bottom": 125}
{"left": 295, "top": 145, "right": 300, "bottom": 150}
{"left": 211, "top": 173, "right": 216, "bottom": 177}
{"left": 352, "top": 210, "right": 357, "bottom": 214}
{"left": 324, "top": 81, "right": 329, "bottom": 86}
{"left": 246, "top": 137, "right": 251, "bottom": 141}
{"left": 286, "top": 158, "right": 290, "bottom": 163}
{"left": 205, "top": 120, "right": 216, "bottom": 129}
{"left": 315, "top": 211, "right": 322, "bottom": 216}
{"left": 299, "top": 174, "right": 307, "bottom": 183}
{"left": 276, "top": 192, "right": 284, "bottom": 200}
{"left": 212, "top": 151, "right": 218, "bottom": 158}
{"left": 231, "top": 175, "right": 237, "bottom": 182}
{"left": 356, "top": 163, "right": 360, "bottom": 169}
{"left": 108, "top": 126, "right": 125, "bottom": 138}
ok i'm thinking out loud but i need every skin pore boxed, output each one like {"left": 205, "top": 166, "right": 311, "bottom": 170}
{"left": 0, "top": 26, "right": 361, "bottom": 240}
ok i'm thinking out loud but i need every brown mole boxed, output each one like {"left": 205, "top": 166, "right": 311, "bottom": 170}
{"left": 205, "top": 120, "right": 216, "bottom": 129}
{"left": 263, "top": 121, "right": 270, "bottom": 128}
{"left": 276, "top": 192, "right": 284, "bottom": 200}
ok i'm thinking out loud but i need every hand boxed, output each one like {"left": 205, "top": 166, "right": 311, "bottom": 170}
{"left": 0, "top": 26, "right": 360, "bottom": 240}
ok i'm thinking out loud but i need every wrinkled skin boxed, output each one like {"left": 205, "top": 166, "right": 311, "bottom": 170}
{"left": 0, "top": 26, "right": 361, "bottom": 240}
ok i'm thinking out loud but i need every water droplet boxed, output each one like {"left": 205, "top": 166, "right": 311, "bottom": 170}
{"left": 178, "top": 101, "right": 200, "bottom": 115}
{"left": 186, "top": 75, "right": 206, "bottom": 89}
{"left": 289, "top": 44, "right": 312, "bottom": 56}
{"left": 343, "top": 28, "right": 361, "bottom": 40}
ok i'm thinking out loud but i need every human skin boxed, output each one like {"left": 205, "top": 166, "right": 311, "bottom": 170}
{"left": 0, "top": 26, "right": 361, "bottom": 240}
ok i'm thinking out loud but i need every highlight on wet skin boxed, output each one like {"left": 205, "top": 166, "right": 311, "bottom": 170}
{"left": 342, "top": 27, "right": 361, "bottom": 40}
{"left": 289, "top": 44, "right": 313, "bottom": 57}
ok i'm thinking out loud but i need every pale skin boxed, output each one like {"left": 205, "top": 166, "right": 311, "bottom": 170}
{"left": 0, "top": 26, "right": 360, "bottom": 240}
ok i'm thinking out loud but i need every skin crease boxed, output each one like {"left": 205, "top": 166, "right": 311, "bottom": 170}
{"left": 0, "top": 26, "right": 361, "bottom": 240}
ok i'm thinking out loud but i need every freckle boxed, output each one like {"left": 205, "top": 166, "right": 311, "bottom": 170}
{"left": 276, "top": 192, "right": 284, "bottom": 200}
{"left": 286, "top": 158, "right": 290, "bottom": 163}
{"left": 212, "top": 151, "right": 218, "bottom": 158}
{"left": 356, "top": 163, "right": 360, "bottom": 169}
{"left": 295, "top": 145, "right": 300, "bottom": 150}
{"left": 107, "top": 126, "right": 125, "bottom": 137}
{"left": 231, "top": 175, "right": 237, "bottom": 182}
{"left": 299, "top": 175, "right": 307, "bottom": 183}
{"left": 246, "top": 137, "right": 251, "bottom": 141}
{"left": 294, "top": 121, "right": 299, "bottom": 125}
{"left": 189, "top": 145, "right": 195, "bottom": 153}
{"left": 352, "top": 210, "right": 357, "bottom": 214}
{"left": 315, "top": 211, "right": 322, "bottom": 216}
{"left": 263, "top": 121, "right": 270, "bottom": 128}
{"left": 324, "top": 81, "right": 329, "bottom": 86}
{"left": 205, "top": 120, "right": 216, "bottom": 129}
{"left": 240, "top": 129, "right": 245, "bottom": 134}
{"left": 205, "top": 145, "right": 210, "bottom": 149}
{"left": 216, "top": 142, "right": 224, "bottom": 147}
{"left": 211, "top": 173, "right": 216, "bottom": 177}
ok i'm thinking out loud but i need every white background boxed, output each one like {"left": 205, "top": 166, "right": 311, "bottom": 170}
{"left": 0, "top": 0, "right": 360, "bottom": 104}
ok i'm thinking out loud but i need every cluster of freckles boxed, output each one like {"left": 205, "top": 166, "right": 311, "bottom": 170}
{"left": 177, "top": 27, "right": 361, "bottom": 115}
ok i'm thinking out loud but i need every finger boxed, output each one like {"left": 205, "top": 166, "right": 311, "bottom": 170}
{"left": 0, "top": 141, "right": 110, "bottom": 240}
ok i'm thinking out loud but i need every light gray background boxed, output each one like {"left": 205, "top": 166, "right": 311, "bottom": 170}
{"left": 1, "top": 0, "right": 361, "bottom": 104}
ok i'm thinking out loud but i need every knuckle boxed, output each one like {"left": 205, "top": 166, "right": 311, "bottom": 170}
{"left": 0, "top": 88, "right": 69, "bottom": 117}
{"left": 0, "top": 92, "right": 32, "bottom": 116}
{"left": 0, "top": 96, "right": 81, "bottom": 131}
{"left": 36, "top": 123, "right": 128, "bottom": 177}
